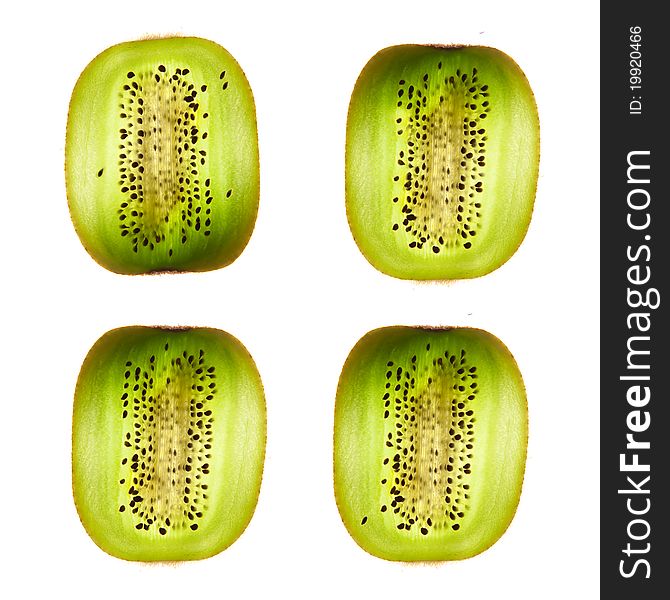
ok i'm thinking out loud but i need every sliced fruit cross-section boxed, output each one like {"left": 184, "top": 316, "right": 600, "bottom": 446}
{"left": 73, "top": 326, "right": 266, "bottom": 561}
{"left": 334, "top": 326, "right": 527, "bottom": 561}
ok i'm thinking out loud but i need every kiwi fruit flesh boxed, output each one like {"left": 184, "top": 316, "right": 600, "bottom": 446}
{"left": 66, "top": 37, "right": 259, "bottom": 274}
{"left": 334, "top": 326, "right": 527, "bottom": 561}
{"left": 346, "top": 45, "right": 539, "bottom": 280}
{"left": 73, "top": 326, "right": 266, "bottom": 561}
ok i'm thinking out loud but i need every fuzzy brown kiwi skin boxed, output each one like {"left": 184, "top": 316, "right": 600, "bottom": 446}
{"left": 333, "top": 325, "right": 528, "bottom": 562}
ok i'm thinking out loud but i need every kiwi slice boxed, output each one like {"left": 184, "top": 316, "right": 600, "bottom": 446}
{"left": 346, "top": 45, "right": 539, "bottom": 279}
{"left": 72, "top": 326, "right": 266, "bottom": 561}
{"left": 334, "top": 326, "right": 527, "bottom": 561}
{"left": 66, "top": 37, "right": 259, "bottom": 274}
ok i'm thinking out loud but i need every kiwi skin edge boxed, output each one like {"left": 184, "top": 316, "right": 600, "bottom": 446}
{"left": 334, "top": 326, "right": 527, "bottom": 562}
{"left": 72, "top": 326, "right": 266, "bottom": 562}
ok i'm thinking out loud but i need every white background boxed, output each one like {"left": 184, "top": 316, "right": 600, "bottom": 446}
{"left": 0, "top": 1, "right": 599, "bottom": 597}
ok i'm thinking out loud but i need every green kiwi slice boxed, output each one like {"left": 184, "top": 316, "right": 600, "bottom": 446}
{"left": 346, "top": 45, "right": 539, "bottom": 279}
{"left": 73, "top": 327, "right": 265, "bottom": 561}
{"left": 66, "top": 37, "right": 259, "bottom": 274}
{"left": 334, "top": 326, "right": 527, "bottom": 561}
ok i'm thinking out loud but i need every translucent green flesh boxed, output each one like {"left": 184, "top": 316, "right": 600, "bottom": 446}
{"left": 73, "top": 327, "right": 266, "bottom": 561}
{"left": 346, "top": 46, "right": 539, "bottom": 280}
{"left": 334, "top": 327, "right": 527, "bottom": 561}
{"left": 66, "top": 38, "right": 259, "bottom": 274}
